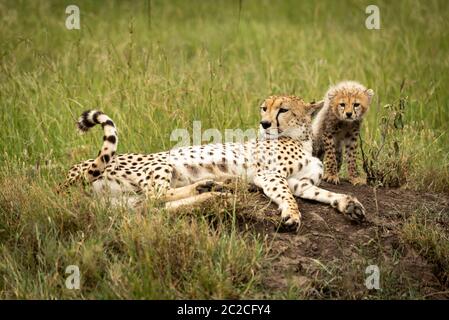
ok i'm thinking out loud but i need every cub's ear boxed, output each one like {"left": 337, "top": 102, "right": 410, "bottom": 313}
{"left": 327, "top": 91, "right": 336, "bottom": 101}
{"left": 306, "top": 100, "right": 324, "bottom": 116}
{"left": 365, "top": 88, "right": 374, "bottom": 102}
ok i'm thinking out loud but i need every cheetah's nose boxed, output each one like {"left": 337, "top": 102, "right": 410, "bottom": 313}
{"left": 346, "top": 112, "right": 353, "bottom": 118}
{"left": 260, "top": 121, "right": 272, "bottom": 129}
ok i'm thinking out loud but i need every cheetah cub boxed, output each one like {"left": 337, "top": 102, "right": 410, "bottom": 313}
{"left": 312, "top": 81, "right": 374, "bottom": 185}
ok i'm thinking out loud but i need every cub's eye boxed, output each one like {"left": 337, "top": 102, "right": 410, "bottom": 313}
{"left": 261, "top": 106, "right": 267, "bottom": 112}
{"left": 339, "top": 103, "right": 346, "bottom": 108}
{"left": 353, "top": 103, "right": 360, "bottom": 108}
{"left": 279, "top": 108, "right": 289, "bottom": 113}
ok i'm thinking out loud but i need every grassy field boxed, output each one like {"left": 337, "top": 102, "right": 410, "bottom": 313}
{"left": 0, "top": 0, "right": 448, "bottom": 299}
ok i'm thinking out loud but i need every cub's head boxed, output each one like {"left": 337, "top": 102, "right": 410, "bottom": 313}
{"left": 259, "top": 95, "right": 324, "bottom": 140}
{"left": 327, "top": 81, "right": 374, "bottom": 121}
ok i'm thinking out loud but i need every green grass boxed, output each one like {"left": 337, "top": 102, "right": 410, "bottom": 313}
{"left": 0, "top": 174, "right": 265, "bottom": 298}
{"left": 402, "top": 208, "right": 449, "bottom": 287}
{"left": 0, "top": 0, "right": 448, "bottom": 299}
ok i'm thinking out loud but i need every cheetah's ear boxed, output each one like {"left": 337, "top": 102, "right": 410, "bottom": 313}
{"left": 306, "top": 100, "right": 324, "bottom": 116}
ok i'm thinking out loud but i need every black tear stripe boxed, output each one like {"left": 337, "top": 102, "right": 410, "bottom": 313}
{"left": 276, "top": 110, "right": 281, "bottom": 129}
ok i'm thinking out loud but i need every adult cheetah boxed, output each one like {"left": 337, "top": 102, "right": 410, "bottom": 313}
{"left": 60, "top": 96, "right": 366, "bottom": 231}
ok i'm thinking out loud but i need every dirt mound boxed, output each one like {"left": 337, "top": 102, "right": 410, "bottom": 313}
{"left": 236, "top": 182, "right": 449, "bottom": 299}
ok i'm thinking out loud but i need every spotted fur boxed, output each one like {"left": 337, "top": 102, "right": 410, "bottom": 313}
{"left": 312, "top": 81, "right": 374, "bottom": 185}
{"left": 76, "top": 110, "right": 118, "bottom": 182}
{"left": 60, "top": 96, "right": 366, "bottom": 231}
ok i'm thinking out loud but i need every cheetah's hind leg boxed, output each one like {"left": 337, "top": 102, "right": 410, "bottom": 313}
{"left": 161, "top": 179, "right": 230, "bottom": 202}
{"left": 164, "top": 191, "right": 233, "bottom": 211}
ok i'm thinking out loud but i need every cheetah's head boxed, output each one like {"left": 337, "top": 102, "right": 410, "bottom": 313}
{"left": 259, "top": 95, "right": 324, "bottom": 140}
{"left": 327, "top": 81, "right": 374, "bottom": 122}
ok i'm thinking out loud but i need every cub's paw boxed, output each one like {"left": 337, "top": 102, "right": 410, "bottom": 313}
{"left": 349, "top": 176, "right": 367, "bottom": 186}
{"left": 195, "top": 180, "right": 228, "bottom": 194}
{"left": 336, "top": 196, "right": 366, "bottom": 222}
{"left": 323, "top": 173, "right": 340, "bottom": 185}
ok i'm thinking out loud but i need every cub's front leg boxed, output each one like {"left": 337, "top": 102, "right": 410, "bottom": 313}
{"left": 253, "top": 171, "right": 301, "bottom": 231}
{"left": 322, "top": 132, "right": 340, "bottom": 184}
{"left": 345, "top": 129, "right": 366, "bottom": 186}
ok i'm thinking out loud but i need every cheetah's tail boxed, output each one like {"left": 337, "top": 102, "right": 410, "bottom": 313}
{"left": 76, "top": 110, "right": 118, "bottom": 180}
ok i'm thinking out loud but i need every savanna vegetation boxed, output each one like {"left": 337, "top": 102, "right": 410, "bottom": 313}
{"left": 0, "top": 0, "right": 448, "bottom": 299}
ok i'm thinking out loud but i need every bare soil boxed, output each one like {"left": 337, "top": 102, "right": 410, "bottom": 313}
{"left": 233, "top": 182, "right": 449, "bottom": 299}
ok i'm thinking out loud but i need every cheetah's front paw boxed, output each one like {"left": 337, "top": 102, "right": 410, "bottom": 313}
{"left": 336, "top": 196, "right": 366, "bottom": 222}
{"left": 349, "top": 176, "right": 366, "bottom": 186}
{"left": 323, "top": 173, "right": 340, "bottom": 184}
{"left": 278, "top": 209, "right": 301, "bottom": 232}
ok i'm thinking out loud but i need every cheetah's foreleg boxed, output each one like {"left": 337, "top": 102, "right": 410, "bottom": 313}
{"left": 253, "top": 171, "right": 301, "bottom": 231}
{"left": 288, "top": 177, "right": 366, "bottom": 222}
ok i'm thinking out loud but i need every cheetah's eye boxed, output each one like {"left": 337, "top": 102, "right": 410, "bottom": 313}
{"left": 339, "top": 103, "right": 346, "bottom": 108}
{"left": 278, "top": 108, "right": 289, "bottom": 113}
{"left": 353, "top": 103, "right": 360, "bottom": 108}
{"left": 261, "top": 106, "right": 267, "bottom": 112}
